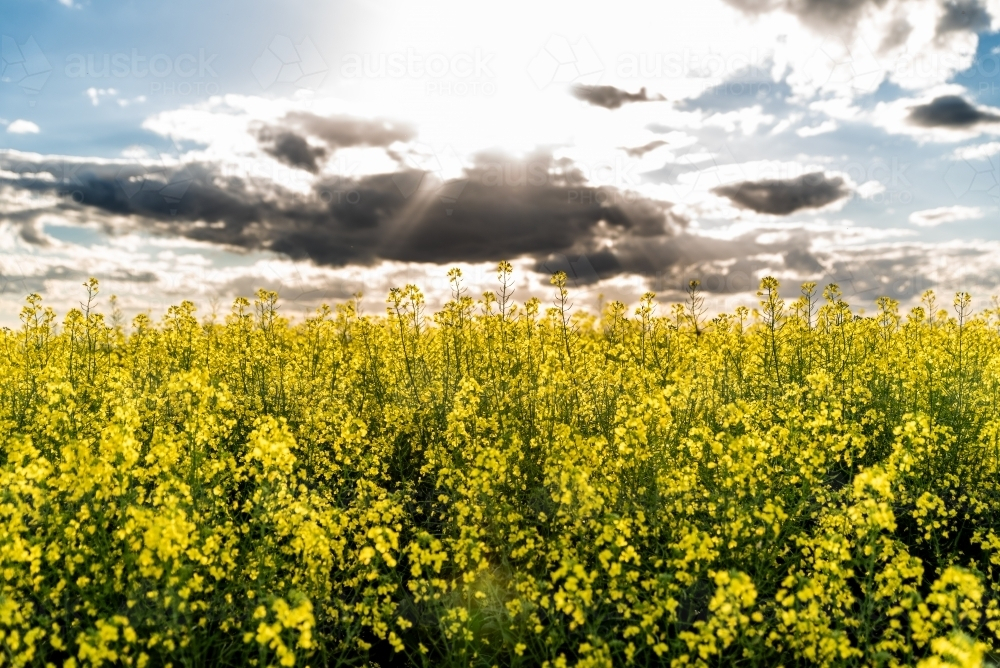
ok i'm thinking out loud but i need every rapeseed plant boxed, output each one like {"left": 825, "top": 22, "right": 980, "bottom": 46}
{"left": 3, "top": 270, "right": 1000, "bottom": 666}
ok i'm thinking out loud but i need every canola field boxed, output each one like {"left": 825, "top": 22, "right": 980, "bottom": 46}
{"left": 3, "top": 267, "right": 1000, "bottom": 667}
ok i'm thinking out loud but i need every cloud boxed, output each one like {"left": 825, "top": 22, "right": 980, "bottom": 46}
{"left": 796, "top": 120, "right": 839, "bottom": 137}
{"left": 880, "top": 15, "right": 914, "bottom": 51}
{"left": 14, "top": 219, "right": 53, "bottom": 247}
{"left": 856, "top": 180, "right": 887, "bottom": 198}
{"left": 570, "top": 85, "right": 664, "bottom": 109}
{"left": 283, "top": 112, "right": 415, "bottom": 149}
{"left": 7, "top": 147, "right": 879, "bottom": 297}
{"left": 116, "top": 95, "right": 146, "bottom": 108}
{"left": 873, "top": 88, "right": 1000, "bottom": 140}
{"left": 252, "top": 112, "right": 416, "bottom": 173}
{"left": 7, "top": 143, "right": 984, "bottom": 319}
{"left": 951, "top": 142, "right": 1000, "bottom": 160}
{"left": 711, "top": 172, "right": 852, "bottom": 215}
{"left": 908, "top": 204, "right": 984, "bottom": 226}
{"left": 936, "top": 0, "right": 992, "bottom": 36}
{"left": 784, "top": 246, "right": 826, "bottom": 272}
{"left": 717, "top": 0, "right": 997, "bottom": 98}
{"left": 255, "top": 128, "right": 327, "bottom": 173}
{"left": 0, "top": 264, "right": 157, "bottom": 302}
{"left": 621, "top": 140, "right": 669, "bottom": 157}
{"left": 791, "top": 0, "right": 890, "bottom": 31}
{"left": 85, "top": 88, "right": 118, "bottom": 106}
{"left": 7, "top": 120, "right": 40, "bottom": 134}
{"left": 720, "top": 0, "right": 887, "bottom": 32}
{"left": 907, "top": 95, "right": 1000, "bottom": 128}
{"left": 723, "top": 0, "right": 995, "bottom": 38}
{"left": 0, "top": 150, "right": 686, "bottom": 275}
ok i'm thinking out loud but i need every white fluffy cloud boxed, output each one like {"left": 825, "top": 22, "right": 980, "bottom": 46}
{"left": 952, "top": 142, "right": 1000, "bottom": 160}
{"left": 7, "top": 120, "right": 40, "bottom": 134}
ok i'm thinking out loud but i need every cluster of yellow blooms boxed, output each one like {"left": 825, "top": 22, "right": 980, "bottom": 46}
{"left": 2, "top": 269, "right": 1000, "bottom": 667}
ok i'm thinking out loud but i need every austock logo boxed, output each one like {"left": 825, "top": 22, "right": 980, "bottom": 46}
{"left": 945, "top": 150, "right": 1000, "bottom": 205}
{"left": 805, "top": 36, "right": 884, "bottom": 95}
{"left": 1, "top": 35, "right": 52, "bottom": 97}
{"left": 527, "top": 34, "right": 603, "bottom": 90}
{"left": 252, "top": 36, "right": 328, "bottom": 90}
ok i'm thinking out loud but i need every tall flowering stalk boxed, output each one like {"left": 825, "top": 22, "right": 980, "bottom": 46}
{"left": 0, "top": 272, "right": 999, "bottom": 667}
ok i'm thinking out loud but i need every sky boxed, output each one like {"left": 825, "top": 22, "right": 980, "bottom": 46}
{"left": 4, "top": 0, "right": 1000, "bottom": 323}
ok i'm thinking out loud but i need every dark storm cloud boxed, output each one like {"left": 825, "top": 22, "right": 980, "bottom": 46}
{"left": 303, "top": 152, "right": 681, "bottom": 265}
{"left": 712, "top": 172, "right": 851, "bottom": 215}
{"left": 255, "top": 128, "right": 327, "bottom": 173}
{"left": 534, "top": 226, "right": 830, "bottom": 290}
{"left": 534, "top": 236, "right": 738, "bottom": 287}
{"left": 1, "top": 152, "right": 884, "bottom": 296}
{"left": 936, "top": 0, "right": 991, "bottom": 35}
{"left": 0, "top": 151, "right": 684, "bottom": 271}
{"left": 907, "top": 96, "right": 1000, "bottom": 128}
{"left": 571, "top": 85, "right": 664, "bottom": 109}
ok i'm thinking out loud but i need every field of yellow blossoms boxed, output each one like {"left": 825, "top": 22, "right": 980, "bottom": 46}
{"left": 3, "top": 266, "right": 1000, "bottom": 667}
